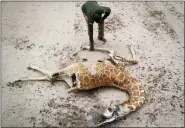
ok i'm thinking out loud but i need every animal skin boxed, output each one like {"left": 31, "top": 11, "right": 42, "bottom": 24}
{"left": 9, "top": 45, "right": 145, "bottom": 127}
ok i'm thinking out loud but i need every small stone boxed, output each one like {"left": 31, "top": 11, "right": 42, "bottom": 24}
{"left": 82, "top": 58, "right": 87, "bottom": 62}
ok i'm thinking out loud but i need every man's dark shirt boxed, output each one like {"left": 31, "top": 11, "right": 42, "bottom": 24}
{"left": 82, "top": 1, "right": 111, "bottom": 25}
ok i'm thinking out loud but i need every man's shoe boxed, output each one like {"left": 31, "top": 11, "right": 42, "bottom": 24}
{"left": 98, "top": 37, "right": 107, "bottom": 43}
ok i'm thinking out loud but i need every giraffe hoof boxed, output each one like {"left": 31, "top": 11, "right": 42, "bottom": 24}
{"left": 52, "top": 73, "right": 59, "bottom": 77}
{"left": 17, "top": 79, "right": 21, "bottom": 82}
{"left": 68, "top": 88, "right": 78, "bottom": 93}
{"left": 67, "top": 90, "right": 72, "bottom": 93}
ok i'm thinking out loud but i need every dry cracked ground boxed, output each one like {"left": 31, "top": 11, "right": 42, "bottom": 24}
{"left": 2, "top": 2, "right": 184, "bottom": 127}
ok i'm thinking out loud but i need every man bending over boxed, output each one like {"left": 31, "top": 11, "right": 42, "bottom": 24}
{"left": 82, "top": 1, "right": 111, "bottom": 51}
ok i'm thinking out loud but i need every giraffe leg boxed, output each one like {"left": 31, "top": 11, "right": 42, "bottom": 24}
{"left": 97, "top": 45, "right": 138, "bottom": 64}
{"left": 13, "top": 76, "right": 50, "bottom": 82}
{"left": 7, "top": 76, "right": 51, "bottom": 87}
{"left": 125, "top": 44, "right": 138, "bottom": 64}
{"left": 27, "top": 65, "right": 52, "bottom": 78}
{"left": 8, "top": 73, "right": 73, "bottom": 87}
{"left": 67, "top": 87, "right": 79, "bottom": 93}
{"left": 81, "top": 46, "right": 112, "bottom": 54}
{"left": 82, "top": 46, "right": 121, "bottom": 67}
{"left": 111, "top": 45, "right": 138, "bottom": 65}
{"left": 81, "top": 45, "right": 138, "bottom": 66}
{"left": 10, "top": 66, "right": 69, "bottom": 85}
{"left": 51, "top": 63, "right": 80, "bottom": 77}
{"left": 127, "top": 44, "right": 136, "bottom": 59}
{"left": 93, "top": 46, "right": 138, "bottom": 70}
{"left": 81, "top": 46, "right": 122, "bottom": 62}
{"left": 82, "top": 45, "right": 137, "bottom": 61}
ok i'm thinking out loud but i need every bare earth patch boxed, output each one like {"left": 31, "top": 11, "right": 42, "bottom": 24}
{"left": 2, "top": 2, "right": 184, "bottom": 127}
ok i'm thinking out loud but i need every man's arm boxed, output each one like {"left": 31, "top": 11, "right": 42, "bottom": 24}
{"left": 101, "top": 7, "right": 111, "bottom": 21}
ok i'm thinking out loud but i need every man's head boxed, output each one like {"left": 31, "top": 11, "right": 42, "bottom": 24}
{"left": 93, "top": 14, "right": 102, "bottom": 23}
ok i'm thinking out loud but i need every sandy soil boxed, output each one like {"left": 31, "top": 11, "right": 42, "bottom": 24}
{"left": 2, "top": 2, "right": 184, "bottom": 127}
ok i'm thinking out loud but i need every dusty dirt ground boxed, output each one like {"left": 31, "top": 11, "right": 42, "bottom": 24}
{"left": 2, "top": 2, "right": 184, "bottom": 127}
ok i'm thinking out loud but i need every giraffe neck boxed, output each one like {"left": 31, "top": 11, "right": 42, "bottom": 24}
{"left": 110, "top": 72, "right": 146, "bottom": 112}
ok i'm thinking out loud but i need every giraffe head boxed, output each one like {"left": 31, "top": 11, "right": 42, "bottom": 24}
{"left": 97, "top": 101, "right": 131, "bottom": 126}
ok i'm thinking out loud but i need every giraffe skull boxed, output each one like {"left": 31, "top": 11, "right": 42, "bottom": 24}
{"left": 103, "top": 105, "right": 119, "bottom": 118}
{"left": 96, "top": 105, "right": 120, "bottom": 126}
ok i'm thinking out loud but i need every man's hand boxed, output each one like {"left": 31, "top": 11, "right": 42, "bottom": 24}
{"left": 99, "top": 18, "right": 104, "bottom": 24}
{"left": 89, "top": 40, "right": 95, "bottom": 51}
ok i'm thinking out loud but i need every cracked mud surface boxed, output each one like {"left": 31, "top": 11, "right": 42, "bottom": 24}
{"left": 2, "top": 2, "right": 184, "bottom": 127}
